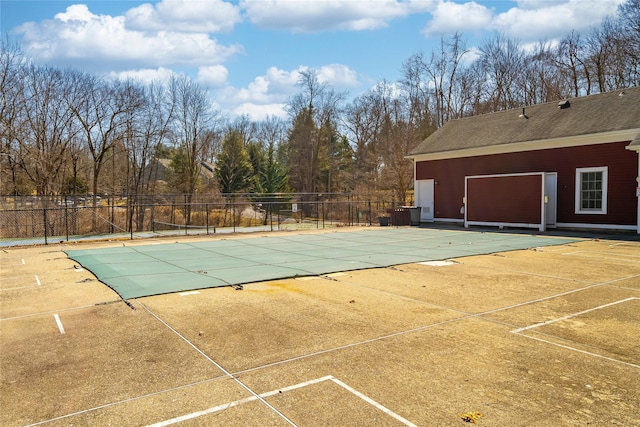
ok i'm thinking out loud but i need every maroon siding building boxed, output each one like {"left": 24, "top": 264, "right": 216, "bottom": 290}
{"left": 407, "top": 88, "right": 640, "bottom": 234}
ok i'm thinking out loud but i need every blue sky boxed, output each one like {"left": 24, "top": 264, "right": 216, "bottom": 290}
{"left": 0, "top": 0, "right": 625, "bottom": 120}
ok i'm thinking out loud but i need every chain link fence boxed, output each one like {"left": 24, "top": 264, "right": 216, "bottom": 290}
{"left": 0, "top": 192, "right": 412, "bottom": 246}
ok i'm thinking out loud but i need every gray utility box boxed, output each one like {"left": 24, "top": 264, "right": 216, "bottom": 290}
{"left": 407, "top": 206, "right": 421, "bottom": 226}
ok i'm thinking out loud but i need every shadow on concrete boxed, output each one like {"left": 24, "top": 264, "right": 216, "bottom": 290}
{"left": 417, "top": 222, "right": 640, "bottom": 242}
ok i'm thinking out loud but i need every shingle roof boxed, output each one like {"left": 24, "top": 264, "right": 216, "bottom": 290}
{"left": 409, "top": 86, "right": 640, "bottom": 156}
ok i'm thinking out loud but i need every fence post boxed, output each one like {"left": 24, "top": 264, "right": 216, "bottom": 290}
{"left": 43, "top": 208, "right": 48, "bottom": 245}
{"left": 65, "top": 204, "right": 69, "bottom": 242}
{"left": 72, "top": 205, "right": 77, "bottom": 236}
{"left": 129, "top": 195, "right": 133, "bottom": 240}
{"left": 233, "top": 198, "right": 236, "bottom": 233}
{"left": 206, "top": 203, "right": 209, "bottom": 235}
{"left": 329, "top": 194, "right": 333, "bottom": 225}
{"left": 184, "top": 194, "right": 188, "bottom": 235}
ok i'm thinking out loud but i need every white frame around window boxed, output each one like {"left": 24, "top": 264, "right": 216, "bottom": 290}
{"left": 575, "top": 166, "right": 608, "bottom": 215}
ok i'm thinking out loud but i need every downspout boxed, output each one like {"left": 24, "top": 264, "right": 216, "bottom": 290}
{"left": 637, "top": 157, "right": 640, "bottom": 235}
{"left": 625, "top": 136, "right": 640, "bottom": 234}
{"left": 412, "top": 157, "right": 417, "bottom": 206}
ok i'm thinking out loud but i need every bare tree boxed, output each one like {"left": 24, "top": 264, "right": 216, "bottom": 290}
{"left": 555, "top": 31, "right": 592, "bottom": 96}
{"left": 287, "top": 69, "right": 325, "bottom": 119}
{"left": 455, "top": 61, "right": 488, "bottom": 116}
{"left": 70, "top": 74, "right": 136, "bottom": 204}
{"left": 63, "top": 132, "right": 90, "bottom": 198}
{"left": 400, "top": 53, "right": 431, "bottom": 127}
{"left": 0, "top": 39, "right": 28, "bottom": 196}
{"left": 127, "top": 81, "right": 174, "bottom": 199}
{"left": 257, "top": 116, "right": 287, "bottom": 150}
{"left": 342, "top": 87, "right": 384, "bottom": 193}
{"left": 478, "top": 33, "right": 526, "bottom": 111}
{"left": 285, "top": 69, "right": 345, "bottom": 198}
{"left": 18, "top": 65, "right": 77, "bottom": 197}
{"left": 228, "top": 114, "right": 258, "bottom": 146}
{"left": 522, "top": 41, "right": 570, "bottom": 104}
{"left": 4, "top": 6, "right": 640, "bottom": 213}
{"left": 585, "top": 23, "right": 617, "bottom": 93}
{"left": 608, "top": 0, "right": 640, "bottom": 87}
{"left": 590, "top": 16, "right": 639, "bottom": 90}
{"left": 376, "top": 82, "right": 416, "bottom": 204}
{"left": 167, "top": 75, "right": 216, "bottom": 222}
{"left": 422, "top": 33, "right": 469, "bottom": 127}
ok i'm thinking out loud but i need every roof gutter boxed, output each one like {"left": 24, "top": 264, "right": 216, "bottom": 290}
{"left": 408, "top": 129, "right": 640, "bottom": 162}
{"left": 624, "top": 132, "right": 640, "bottom": 153}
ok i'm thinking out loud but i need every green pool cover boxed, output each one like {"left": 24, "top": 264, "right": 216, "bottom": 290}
{"left": 65, "top": 228, "right": 579, "bottom": 300}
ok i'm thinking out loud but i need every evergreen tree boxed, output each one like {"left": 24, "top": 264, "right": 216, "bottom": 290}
{"left": 215, "top": 130, "right": 252, "bottom": 194}
{"left": 247, "top": 141, "right": 267, "bottom": 193}
{"left": 286, "top": 106, "right": 317, "bottom": 193}
{"left": 167, "top": 147, "right": 196, "bottom": 194}
{"left": 249, "top": 140, "right": 289, "bottom": 225}
{"left": 262, "top": 141, "right": 289, "bottom": 194}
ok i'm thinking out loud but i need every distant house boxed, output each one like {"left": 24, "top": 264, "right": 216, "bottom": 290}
{"left": 407, "top": 87, "right": 640, "bottom": 234}
{"left": 145, "top": 158, "right": 216, "bottom": 187}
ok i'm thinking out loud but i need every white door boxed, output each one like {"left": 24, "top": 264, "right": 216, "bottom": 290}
{"left": 545, "top": 173, "right": 557, "bottom": 226}
{"left": 416, "top": 179, "right": 435, "bottom": 221}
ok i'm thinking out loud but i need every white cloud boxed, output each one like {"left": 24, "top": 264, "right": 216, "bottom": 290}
{"left": 232, "top": 103, "right": 289, "bottom": 121}
{"left": 463, "top": 46, "right": 481, "bottom": 65}
{"left": 260, "top": 64, "right": 360, "bottom": 95}
{"left": 125, "top": 0, "right": 242, "bottom": 33}
{"left": 262, "top": 67, "right": 303, "bottom": 93}
{"left": 492, "top": 0, "right": 623, "bottom": 40}
{"left": 198, "top": 65, "right": 229, "bottom": 87}
{"left": 108, "top": 67, "right": 178, "bottom": 85}
{"left": 423, "top": 0, "right": 624, "bottom": 42}
{"left": 316, "top": 64, "right": 360, "bottom": 87}
{"left": 218, "top": 67, "right": 296, "bottom": 108}
{"left": 241, "top": 0, "right": 434, "bottom": 33}
{"left": 54, "top": 4, "right": 94, "bottom": 22}
{"left": 370, "top": 80, "right": 404, "bottom": 98}
{"left": 15, "top": 4, "right": 242, "bottom": 72}
{"left": 514, "top": 0, "right": 570, "bottom": 10}
{"left": 214, "top": 64, "right": 360, "bottom": 120}
{"left": 221, "top": 64, "right": 358, "bottom": 106}
{"left": 422, "top": 1, "right": 493, "bottom": 35}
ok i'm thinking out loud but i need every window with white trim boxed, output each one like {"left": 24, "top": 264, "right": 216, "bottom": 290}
{"left": 575, "top": 167, "right": 608, "bottom": 214}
